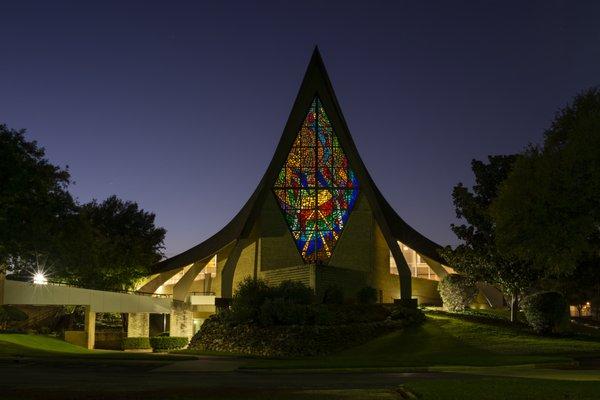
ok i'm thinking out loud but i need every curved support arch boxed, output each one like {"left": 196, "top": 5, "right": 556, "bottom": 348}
{"left": 220, "top": 239, "right": 244, "bottom": 298}
{"left": 138, "top": 269, "right": 181, "bottom": 294}
{"left": 173, "top": 260, "right": 209, "bottom": 302}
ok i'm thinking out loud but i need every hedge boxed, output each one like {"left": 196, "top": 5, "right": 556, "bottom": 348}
{"left": 149, "top": 336, "right": 189, "bottom": 352}
{"left": 122, "top": 337, "right": 151, "bottom": 350}
{"left": 356, "top": 286, "right": 378, "bottom": 305}
{"left": 522, "top": 291, "right": 570, "bottom": 335}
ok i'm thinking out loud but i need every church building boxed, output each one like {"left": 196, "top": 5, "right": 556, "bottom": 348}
{"left": 139, "top": 49, "right": 469, "bottom": 324}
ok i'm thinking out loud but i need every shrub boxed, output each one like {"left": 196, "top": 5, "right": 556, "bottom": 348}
{"left": 230, "top": 277, "right": 274, "bottom": 323}
{"left": 0, "top": 305, "right": 28, "bottom": 329}
{"left": 389, "top": 305, "right": 425, "bottom": 325}
{"left": 259, "top": 299, "right": 315, "bottom": 325}
{"left": 39, "top": 326, "right": 51, "bottom": 335}
{"left": 232, "top": 277, "right": 273, "bottom": 310}
{"left": 522, "top": 291, "right": 570, "bottom": 335}
{"left": 275, "top": 280, "right": 314, "bottom": 305}
{"left": 356, "top": 286, "right": 378, "bottom": 305}
{"left": 149, "top": 336, "right": 189, "bottom": 352}
{"left": 122, "top": 337, "right": 151, "bottom": 350}
{"left": 313, "top": 304, "right": 391, "bottom": 325}
{"left": 438, "top": 274, "right": 478, "bottom": 312}
{"left": 228, "top": 278, "right": 315, "bottom": 325}
{"left": 322, "top": 284, "right": 344, "bottom": 304}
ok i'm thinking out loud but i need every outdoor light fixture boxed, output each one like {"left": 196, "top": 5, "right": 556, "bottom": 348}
{"left": 32, "top": 271, "right": 48, "bottom": 285}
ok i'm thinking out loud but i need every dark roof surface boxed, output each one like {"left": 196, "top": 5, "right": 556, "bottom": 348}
{"left": 152, "top": 48, "right": 446, "bottom": 274}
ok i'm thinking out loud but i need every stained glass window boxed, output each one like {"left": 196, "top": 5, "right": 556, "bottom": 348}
{"left": 273, "top": 97, "right": 359, "bottom": 263}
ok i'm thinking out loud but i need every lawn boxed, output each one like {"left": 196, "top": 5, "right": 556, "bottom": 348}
{"left": 239, "top": 312, "right": 600, "bottom": 369}
{"left": 403, "top": 377, "right": 600, "bottom": 400}
{"left": 0, "top": 333, "right": 194, "bottom": 361}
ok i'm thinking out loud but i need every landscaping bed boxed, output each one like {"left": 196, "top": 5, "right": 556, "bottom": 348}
{"left": 189, "top": 318, "right": 405, "bottom": 357}
{"left": 188, "top": 278, "right": 425, "bottom": 357}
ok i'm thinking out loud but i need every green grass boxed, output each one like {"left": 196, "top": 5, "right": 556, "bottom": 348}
{"left": 404, "top": 377, "right": 600, "bottom": 400}
{"left": 0, "top": 333, "right": 194, "bottom": 361}
{"left": 242, "top": 313, "right": 600, "bottom": 369}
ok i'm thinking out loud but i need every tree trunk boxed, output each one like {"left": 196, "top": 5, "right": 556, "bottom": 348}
{"left": 510, "top": 291, "right": 519, "bottom": 323}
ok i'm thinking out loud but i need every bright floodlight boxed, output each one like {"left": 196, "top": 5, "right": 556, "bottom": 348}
{"left": 33, "top": 271, "right": 48, "bottom": 285}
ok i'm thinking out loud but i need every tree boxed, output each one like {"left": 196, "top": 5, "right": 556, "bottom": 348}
{"left": 493, "top": 88, "right": 600, "bottom": 275}
{"left": 0, "top": 124, "right": 76, "bottom": 276}
{"left": 442, "top": 155, "right": 537, "bottom": 322}
{"left": 492, "top": 88, "right": 600, "bottom": 315}
{"left": 55, "top": 196, "right": 166, "bottom": 291}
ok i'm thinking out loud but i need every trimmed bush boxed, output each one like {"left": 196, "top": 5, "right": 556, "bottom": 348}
{"left": 438, "top": 274, "right": 478, "bottom": 312}
{"left": 522, "top": 291, "right": 570, "bottom": 335}
{"left": 313, "top": 304, "right": 391, "bottom": 325}
{"left": 274, "top": 280, "right": 314, "bottom": 305}
{"left": 356, "top": 286, "right": 378, "bottom": 305}
{"left": 259, "top": 299, "right": 314, "bottom": 326}
{"left": 149, "top": 336, "right": 189, "bottom": 352}
{"left": 322, "top": 284, "right": 344, "bottom": 304}
{"left": 122, "top": 337, "right": 151, "bottom": 350}
{"left": 232, "top": 277, "right": 274, "bottom": 310}
{"left": 389, "top": 305, "right": 425, "bottom": 325}
{"left": 230, "top": 277, "right": 274, "bottom": 323}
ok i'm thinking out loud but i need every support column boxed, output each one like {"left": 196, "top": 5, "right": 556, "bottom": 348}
{"left": 84, "top": 306, "right": 96, "bottom": 350}
{"left": 0, "top": 272, "right": 5, "bottom": 306}
{"left": 127, "top": 313, "right": 150, "bottom": 337}
{"left": 170, "top": 307, "right": 194, "bottom": 341}
{"left": 221, "top": 239, "right": 245, "bottom": 298}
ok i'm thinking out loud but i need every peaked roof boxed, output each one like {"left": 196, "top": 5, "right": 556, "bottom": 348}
{"left": 152, "top": 48, "right": 445, "bottom": 273}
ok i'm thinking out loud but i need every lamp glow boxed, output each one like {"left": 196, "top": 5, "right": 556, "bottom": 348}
{"left": 32, "top": 271, "right": 48, "bottom": 285}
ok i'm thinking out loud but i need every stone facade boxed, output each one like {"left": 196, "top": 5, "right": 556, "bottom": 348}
{"left": 170, "top": 307, "right": 194, "bottom": 340}
{"left": 127, "top": 313, "right": 149, "bottom": 337}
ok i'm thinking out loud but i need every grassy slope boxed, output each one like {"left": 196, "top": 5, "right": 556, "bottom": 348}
{"left": 0, "top": 334, "right": 92, "bottom": 356}
{"left": 243, "top": 313, "right": 600, "bottom": 369}
{"left": 0, "top": 334, "right": 193, "bottom": 360}
{"left": 404, "top": 377, "right": 600, "bottom": 400}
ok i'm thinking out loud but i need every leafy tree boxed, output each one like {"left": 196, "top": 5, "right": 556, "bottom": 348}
{"left": 442, "top": 155, "right": 537, "bottom": 322}
{"left": 0, "top": 124, "right": 76, "bottom": 276}
{"left": 493, "top": 88, "right": 600, "bottom": 315}
{"left": 55, "top": 196, "right": 166, "bottom": 291}
{"left": 493, "top": 88, "right": 600, "bottom": 275}
{"left": 0, "top": 305, "right": 28, "bottom": 330}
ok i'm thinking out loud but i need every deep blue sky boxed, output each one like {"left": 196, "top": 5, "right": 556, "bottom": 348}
{"left": 1, "top": 1, "right": 599, "bottom": 258}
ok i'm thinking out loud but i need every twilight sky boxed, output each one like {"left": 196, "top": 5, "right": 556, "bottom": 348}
{"left": 1, "top": 1, "right": 599, "bottom": 258}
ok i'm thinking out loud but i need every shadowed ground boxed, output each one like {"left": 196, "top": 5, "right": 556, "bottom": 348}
{"left": 1, "top": 312, "right": 599, "bottom": 399}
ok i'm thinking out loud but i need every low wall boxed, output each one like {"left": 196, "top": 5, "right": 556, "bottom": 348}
{"left": 64, "top": 331, "right": 87, "bottom": 348}
{"left": 95, "top": 331, "right": 124, "bottom": 350}
{"left": 411, "top": 277, "right": 441, "bottom": 306}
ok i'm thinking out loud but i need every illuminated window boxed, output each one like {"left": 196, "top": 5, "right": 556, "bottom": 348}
{"left": 273, "top": 97, "right": 359, "bottom": 263}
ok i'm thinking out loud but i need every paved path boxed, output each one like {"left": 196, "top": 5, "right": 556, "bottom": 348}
{"left": 151, "top": 356, "right": 244, "bottom": 372}
{"left": 0, "top": 358, "right": 467, "bottom": 392}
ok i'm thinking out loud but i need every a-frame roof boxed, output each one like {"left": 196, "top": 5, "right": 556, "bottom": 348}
{"left": 152, "top": 48, "right": 445, "bottom": 274}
